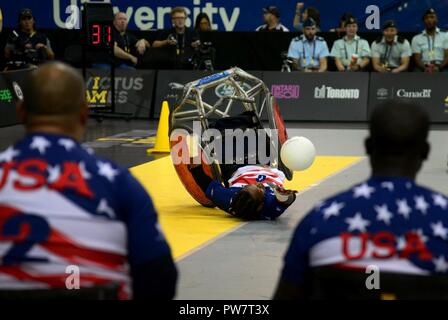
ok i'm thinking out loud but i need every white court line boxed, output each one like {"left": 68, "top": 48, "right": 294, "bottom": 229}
{"left": 176, "top": 156, "right": 367, "bottom": 262}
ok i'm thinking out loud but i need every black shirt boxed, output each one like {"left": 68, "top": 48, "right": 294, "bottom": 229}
{"left": 5, "top": 30, "right": 51, "bottom": 63}
{"left": 114, "top": 28, "right": 138, "bottom": 66}
{"left": 155, "top": 28, "right": 200, "bottom": 68}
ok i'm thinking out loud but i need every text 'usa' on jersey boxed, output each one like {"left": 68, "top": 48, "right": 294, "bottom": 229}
{"left": 281, "top": 177, "right": 448, "bottom": 287}
{"left": 0, "top": 133, "right": 172, "bottom": 298}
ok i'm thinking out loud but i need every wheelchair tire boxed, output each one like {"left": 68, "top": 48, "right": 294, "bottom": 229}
{"left": 267, "top": 96, "right": 293, "bottom": 180}
{"left": 170, "top": 124, "right": 217, "bottom": 208}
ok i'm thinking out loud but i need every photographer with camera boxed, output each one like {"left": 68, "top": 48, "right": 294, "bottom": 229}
{"left": 4, "top": 9, "right": 54, "bottom": 70}
{"left": 153, "top": 7, "right": 201, "bottom": 69}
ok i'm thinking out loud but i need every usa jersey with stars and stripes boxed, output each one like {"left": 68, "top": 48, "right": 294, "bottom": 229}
{"left": 0, "top": 133, "right": 171, "bottom": 299}
{"left": 281, "top": 176, "right": 448, "bottom": 287}
{"left": 227, "top": 165, "right": 286, "bottom": 188}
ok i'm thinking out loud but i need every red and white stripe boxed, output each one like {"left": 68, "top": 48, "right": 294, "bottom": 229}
{"left": 228, "top": 165, "right": 285, "bottom": 188}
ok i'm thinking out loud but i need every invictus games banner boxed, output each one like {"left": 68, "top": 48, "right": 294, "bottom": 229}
{"left": 154, "top": 70, "right": 262, "bottom": 118}
{"left": 0, "top": 69, "right": 29, "bottom": 127}
{"left": 368, "top": 73, "right": 448, "bottom": 123}
{"left": 82, "top": 69, "right": 156, "bottom": 119}
{"left": 263, "top": 72, "right": 369, "bottom": 121}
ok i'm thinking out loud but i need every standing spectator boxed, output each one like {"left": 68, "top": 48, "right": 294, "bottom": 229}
{"left": 274, "top": 101, "right": 448, "bottom": 300}
{"left": 293, "top": 3, "right": 320, "bottom": 32}
{"left": 0, "top": 62, "right": 177, "bottom": 299}
{"left": 153, "top": 7, "right": 201, "bottom": 69}
{"left": 195, "top": 13, "right": 212, "bottom": 32}
{"left": 111, "top": 12, "right": 150, "bottom": 69}
{"left": 411, "top": 8, "right": 448, "bottom": 72}
{"left": 256, "top": 6, "right": 289, "bottom": 32}
{"left": 4, "top": 9, "right": 54, "bottom": 69}
{"left": 330, "top": 16, "right": 370, "bottom": 71}
{"left": 287, "top": 18, "right": 329, "bottom": 72}
{"left": 371, "top": 20, "right": 411, "bottom": 73}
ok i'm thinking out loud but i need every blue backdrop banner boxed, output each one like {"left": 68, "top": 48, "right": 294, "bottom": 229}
{"left": 2, "top": 0, "right": 448, "bottom": 32}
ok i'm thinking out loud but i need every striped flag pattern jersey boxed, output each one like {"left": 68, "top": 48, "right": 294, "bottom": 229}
{"left": 0, "top": 133, "right": 171, "bottom": 299}
{"left": 281, "top": 176, "right": 448, "bottom": 287}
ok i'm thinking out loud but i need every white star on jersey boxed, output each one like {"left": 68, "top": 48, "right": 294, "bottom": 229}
{"left": 374, "top": 204, "right": 393, "bottom": 225}
{"left": 381, "top": 182, "right": 394, "bottom": 192}
{"left": 396, "top": 236, "right": 406, "bottom": 251}
{"left": 322, "top": 201, "right": 345, "bottom": 220}
{"left": 58, "top": 138, "right": 76, "bottom": 151}
{"left": 432, "top": 193, "right": 448, "bottom": 209}
{"left": 79, "top": 161, "right": 91, "bottom": 180}
{"left": 413, "top": 228, "right": 428, "bottom": 243}
{"left": 97, "top": 161, "right": 119, "bottom": 182}
{"left": 47, "top": 165, "right": 61, "bottom": 183}
{"left": 97, "top": 199, "right": 116, "bottom": 219}
{"left": 30, "top": 136, "right": 51, "bottom": 154}
{"left": 433, "top": 256, "right": 448, "bottom": 273}
{"left": 431, "top": 221, "right": 448, "bottom": 240}
{"left": 345, "top": 213, "right": 370, "bottom": 232}
{"left": 353, "top": 183, "right": 375, "bottom": 199}
{"left": 396, "top": 199, "right": 411, "bottom": 219}
{"left": 414, "top": 195, "right": 429, "bottom": 215}
{"left": 0, "top": 147, "right": 20, "bottom": 163}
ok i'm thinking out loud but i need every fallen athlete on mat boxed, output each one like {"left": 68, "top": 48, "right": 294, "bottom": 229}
{"left": 187, "top": 112, "right": 297, "bottom": 221}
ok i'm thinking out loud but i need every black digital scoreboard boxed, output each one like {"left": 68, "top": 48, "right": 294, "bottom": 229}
{"left": 83, "top": 2, "right": 114, "bottom": 51}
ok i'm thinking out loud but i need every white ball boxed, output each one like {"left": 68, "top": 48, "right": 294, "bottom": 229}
{"left": 280, "top": 136, "right": 316, "bottom": 171}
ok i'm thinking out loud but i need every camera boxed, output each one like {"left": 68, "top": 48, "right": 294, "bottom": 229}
{"left": 280, "top": 51, "right": 294, "bottom": 72}
{"left": 190, "top": 41, "right": 215, "bottom": 71}
{"left": 8, "top": 30, "right": 46, "bottom": 67}
{"left": 167, "top": 34, "right": 177, "bottom": 45}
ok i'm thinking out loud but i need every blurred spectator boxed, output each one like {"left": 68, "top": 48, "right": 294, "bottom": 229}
{"left": 4, "top": 9, "right": 54, "bottom": 69}
{"left": 371, "top": 20, "right": 411, "bottom": 73}
{"left": 112, "top": 12, "right": 150, "bottom": 69}
{"left": 153, "top": 7, "right": 200, "bottom": 69}
{"left": 0, "top": 7, "right": 3, "bottom": 34}
{"left": 412, "top": 8, "right": 448, "bottom": 72}
{"left": 287, "top": 18, "right": 329, "bottom": 72}
{"left": 330, "top": 16, "right": 370, "bottom": 71}
{"left": 329, "top": 12, "right": 355, "bottom": 38}
{"left": 256, "top": 6, "right": 289, "bottom": 32}
{"left": 0, "top": 62, "right": 177, "bottom": 299}
{"left": 274, "top": 101, "right": 448, "bottom": 300}
{"left": 195, "top": 13, "right": 212, "bottom": 32}
{"left": 293, "top": 3, "right": 320, "bottom": 32}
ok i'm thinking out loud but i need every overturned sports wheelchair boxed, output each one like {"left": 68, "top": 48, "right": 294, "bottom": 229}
{"left": 168, "top": 67, "right": 292, "bottom": 208}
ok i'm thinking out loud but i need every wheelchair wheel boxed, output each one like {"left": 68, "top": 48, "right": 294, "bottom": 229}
{"left": 267, "top": 96, "right": 293, "bottom": 180}
{"left": 169, "top": 124, "right": 219, "bottom": 208}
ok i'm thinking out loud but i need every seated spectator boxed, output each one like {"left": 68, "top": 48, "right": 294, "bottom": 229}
{"left": 255, "top": 6, "right": 289, "bottom": 32}
{"left": 0, "top": 62, "right": 177, "bottom": 299}
{"left": 0, "top": 7, "right": 3, "bottom": 34}
{"left": 330, "top": 17, "right": 370, "bottom": 71}
{"left": 274, "top": 100, "right": 448, "bottom": 300}
{"left": 412, "top": 8, "right": 448, "bottom": 72}
{"left": 371, "top": 20, "right": 411, "bottom": 73}
{"left": 287, "top": 18, "right": 329, "bottom": 72}
{"left": 4, "top": 9, "right": 54, "bottom": 69}
{"left": 195, "top": 13, "right": 212, "bottom": 32}
{"left": 329, "top": 12, "right": 355, "bottom": 38}
{"left": 112, "top": 12, "right": 149, "bottom": 69}
{"left": 153, "top": 7, "right": 200, "bottom": 69}
{"left": 293, "top": 3, "right": 320, "bottom": 32}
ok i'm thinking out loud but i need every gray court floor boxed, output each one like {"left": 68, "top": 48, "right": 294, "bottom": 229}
{"left": 1, "top": 120, "right": 447, "bottom": 300}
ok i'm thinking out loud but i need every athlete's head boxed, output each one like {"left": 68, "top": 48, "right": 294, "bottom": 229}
{"left": 230, "top": 183, "right": 265, "bottom": 220}
{"left": 17, "top": 62, "right": 88, "bottom": 142}
{"left": 365, "top": 100, "right": 430, "bottom": 180}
